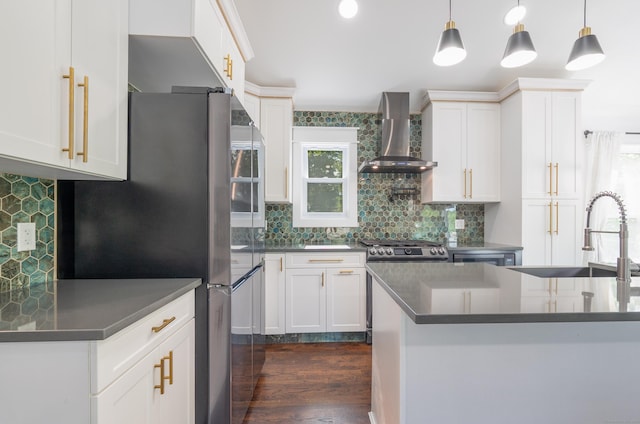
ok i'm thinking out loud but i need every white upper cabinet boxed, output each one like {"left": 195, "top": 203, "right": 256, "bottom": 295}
{"left": 484, "top": 78, "right": 590, "bottom": 267}
{"left": 129, "top": 0, "right": 253, "bottom": 106}
{"left": 522, "top": 91, "right": 582, "bottom": 199}
{"left": 0, "top": 0, "right": 128, "bottom": 180}
{"left": 421, "top": 93, "right": 500, "bottom": 203}
{"left": 261, "top": 97, "right": 294, "bottom": 203}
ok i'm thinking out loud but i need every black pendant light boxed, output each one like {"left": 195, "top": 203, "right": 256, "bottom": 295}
{"left": 500, "top": 1, "right": 537, "bottom": 68}
{"left": 566, "top": 0, "right": 605, "bottom": 70}
{"left": 433, "top": 0, "right": 466, "bottom": 67}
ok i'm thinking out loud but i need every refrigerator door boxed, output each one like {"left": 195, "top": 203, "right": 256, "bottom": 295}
{"left": 208, "top": 285, "right": 231, "bottom": 423}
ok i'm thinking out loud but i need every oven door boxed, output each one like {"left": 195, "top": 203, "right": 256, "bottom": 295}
{"left": 451, "top": 252, "right": 516, "bottom": 266}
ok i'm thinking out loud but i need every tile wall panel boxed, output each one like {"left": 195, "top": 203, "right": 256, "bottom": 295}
{"left": 264, "top": 111, "right": 484, "bottom": 244}
{"left": 0, "top": 174, "right": 55, "bottom": 293}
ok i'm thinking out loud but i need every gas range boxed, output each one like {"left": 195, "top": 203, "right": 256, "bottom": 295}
{"left": 360, "top": 239, "right": 449, "bottom": 261}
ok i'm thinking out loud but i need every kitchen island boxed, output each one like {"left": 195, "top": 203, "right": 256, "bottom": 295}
{"left": 367, "top": 262, "right": 640, "bottom": 424}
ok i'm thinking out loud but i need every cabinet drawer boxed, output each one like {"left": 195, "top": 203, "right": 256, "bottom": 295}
{"left": 286, "top": 252, "right": 365, "bottom": 268}
{"left": 91, "top": 291, "right": 195, "bottom": 394}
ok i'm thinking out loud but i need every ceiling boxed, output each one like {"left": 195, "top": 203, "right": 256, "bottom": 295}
{"left": 234, "top": 0, "right": 640, "bottom": 129}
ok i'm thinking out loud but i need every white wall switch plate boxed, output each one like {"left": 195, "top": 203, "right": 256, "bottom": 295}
{"left": 17, "top": 222, "right": 36, "bottom": 251}
{"left": 455, "top": 219, "right": 465, "bottom": 230}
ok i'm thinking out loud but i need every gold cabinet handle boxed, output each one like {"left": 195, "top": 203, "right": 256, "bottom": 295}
{"left": 554, "top": 202, "right": 559, "bottom": 235}
{"left": 76, "top": 76, "right": 89, "bottom": 163}
{"left": 280, "top": 257, "right": 283, "bottom": 272}
{"left": 309, "top": 259, "right": 344, "bottom": 263}
{"left": 152, "top": 316, "right": 176, "bottom": 333}
{"left": 339, "top": 270, "right": 354, "bottom": 274}
{"left": 548, "top": 162, "right": 553, "bottom": 196}
{"left": 469, "top": 168, "right": 473, "bottom": 199}
{"left": 548, "top": 203, "right": 553, "bottom": 234}
{"left": 321, "top": 271, "right": 325, "bottom": 287}
{"left": 167, "top": 350, "right": 174, "bottom": 385}
{"left": 463, "top": 169, "right": 467, "bottom": 198}
{"left": 62, "top": 66, "right": 75, "bottom": 159}
{"left": 554, "top": 163, "right": 559, "bottom": 196}
{"left": 224, "top": 54, "right": 233, "bottom": 80}
{"left": 154, "top": 357, "right": 165, "bottom": 394}
{"left": 153, "top": 351, "right": 174, "bottom": 395}
{"left": 284, "top": 167, "right": 288, "bottom": 199}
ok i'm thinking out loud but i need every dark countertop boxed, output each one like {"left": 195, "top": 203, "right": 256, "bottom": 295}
{"left": 262, "top": 241, "right": 367, "bottom": 253}
{"left": 260, "top": 240, "right": 520, "bottom": 254}
{"left": 366, "top": 262, "right": 640, "bottom": 324}
{"left": 0, "top": 278, "right": 201, "bottom": 342}
{"left": 447, "top": 242, "right": 523, "bottom": 252}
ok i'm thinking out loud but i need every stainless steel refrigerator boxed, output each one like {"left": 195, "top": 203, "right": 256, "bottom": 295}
{"left": 57, "top": 87, "right": 266, "bottom": 424}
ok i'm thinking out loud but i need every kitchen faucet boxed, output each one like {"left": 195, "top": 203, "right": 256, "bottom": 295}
{"left": 582, "top": 191, "right": 632, "bottom": 310}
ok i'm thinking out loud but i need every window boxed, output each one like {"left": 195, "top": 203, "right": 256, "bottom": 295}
{"left": 599, "top": 138, "right": 640, "bottom": 264}
{"left": 292, "top": 127, "right": 358, "bottom": 227}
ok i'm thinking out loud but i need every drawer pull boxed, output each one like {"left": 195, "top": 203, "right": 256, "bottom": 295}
{"left": 339, "top": 270, "right": 354, "bottom": 274}
{"left": 308, "top": 259, "right": 344, "bottom": 263}
{"left": 152, "top": 316, "right": 176, "bottom": 333}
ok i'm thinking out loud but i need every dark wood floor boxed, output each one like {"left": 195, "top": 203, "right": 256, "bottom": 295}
{"left": 242, "top": 342, "right": 372, "bottom": 424}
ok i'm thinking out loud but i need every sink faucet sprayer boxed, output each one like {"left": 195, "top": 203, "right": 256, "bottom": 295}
{"left": 582, "top": 191, "right": 632, "bottom": 310}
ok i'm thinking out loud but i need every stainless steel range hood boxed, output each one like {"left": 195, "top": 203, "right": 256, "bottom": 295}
{"left": 359, "top": 92, "right": 437, "bottom": 173}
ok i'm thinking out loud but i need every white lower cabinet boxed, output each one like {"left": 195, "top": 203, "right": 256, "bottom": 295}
{"left": 0, "top": 290, "right": 195, "bottom": 424}
{"left": 263, "top": 253, "right": 286, "bottom": 335}
{"left": 522, "top": 199, "right": 582, "bottom": 266}
{"left": 94, "top": 320, "right": 195, "bottom": 423}
{"left": 282, "top": 252, "right": 366, "bottom": 333}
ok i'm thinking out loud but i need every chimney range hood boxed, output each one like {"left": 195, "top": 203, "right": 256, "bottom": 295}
{"left": 358, "top": 92, "right": 437, "bottom": 173}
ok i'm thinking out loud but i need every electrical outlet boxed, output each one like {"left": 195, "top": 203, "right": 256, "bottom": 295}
{"left": 455, "top": 219, "right": 465, "bottom": 230}
{"left": 17, "top": 222, "right": 36, "bottom": 251}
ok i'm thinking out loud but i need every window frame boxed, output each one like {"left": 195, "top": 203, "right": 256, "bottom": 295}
{"left": 291, "top": 127, "right": 359, "bottom": 228}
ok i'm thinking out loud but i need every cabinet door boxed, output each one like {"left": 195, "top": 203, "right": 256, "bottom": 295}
{"left": 70, "top": 0, "right": 128, "bottom": 179}
{"left": 468, "top": 289, "right": 500, "bottom": 313}
{"left": 262, "top": 98, "right": 293, "bottom": 203}
{"left": 220, "top": 27, "right": 245, "bottom": 104}
{"left": 94, "top": 320, "right": 195, "bottom": 424}
{"left": 429, "top": 102, "right": 466, "bottom": 202}
{"left": 264, "top": 253, "right": 286, "bottom": 335}
{"left": 285, "top": 268, "right": 326, "bottom": 333}
{"left": 151, "top": 320, "right": 195, "bottom": 424}
{"left": 522, "top": 92, "right": 553, "bottom": 199}
{"left": 326, "top": 268, "right": 366, "bottom": 332}
{"left": 551, "top": 200, "right": 582, "bottom": 266}
{"left": 551, "top": 92, "right": 581, "bottom": 199}
{"left": 0, "top": 0, "right": 71, "bottom": 168}
{"left": 522, "top": 199, "right": 553, "bottom": 266}
{"left": 466, "top": 103, "right": 500, "bottom": 202}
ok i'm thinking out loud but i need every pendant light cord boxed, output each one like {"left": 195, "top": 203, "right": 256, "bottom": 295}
{"left": 449, "top": 0, "right": 452, "bottom": 21}
{"left": 583, "top": 0, "right": 587, "bottom": 27}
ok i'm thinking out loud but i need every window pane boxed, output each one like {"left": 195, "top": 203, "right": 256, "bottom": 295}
{"left": 307, "top": 150, "right": 343, "bottom": 178}
{"left": 231, "top": 182, "right": 258, "bottom": 212}
{"left": 231, "top": 149, "right": 258, "bottom": 178}
{"left": 307, "top": 183, "right": 343, "bottom": 212}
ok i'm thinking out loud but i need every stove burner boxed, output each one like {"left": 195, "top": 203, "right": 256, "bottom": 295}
{"left": 361, "top": 239, "right": 449, "bottom": 261}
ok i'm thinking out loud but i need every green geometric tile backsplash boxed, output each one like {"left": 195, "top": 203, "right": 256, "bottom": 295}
{"left": 0, "top": 174, "right": 55, "bottom": 293}
{"left": 265, "top": 110, "right": 484, "bottom": 244}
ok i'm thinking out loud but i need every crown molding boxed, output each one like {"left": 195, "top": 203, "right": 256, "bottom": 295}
{"left": 217, "top": 0, "right": 254, "bottom": 62}
{"left": 245, "top": 81, "right": 296, "bottom": 99}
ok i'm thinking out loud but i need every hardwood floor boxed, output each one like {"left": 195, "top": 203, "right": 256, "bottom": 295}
{"left": 242, "top": 342, "right": 372, "bottom": 424}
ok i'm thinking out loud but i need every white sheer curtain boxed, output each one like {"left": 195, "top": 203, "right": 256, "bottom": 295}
{"left": 583, "top": 131, "right": 624, "bottom": 263}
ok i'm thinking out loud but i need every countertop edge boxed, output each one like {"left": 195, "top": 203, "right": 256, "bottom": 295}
{"left": 0, "top": 278, "right": 202, "bottom": 343}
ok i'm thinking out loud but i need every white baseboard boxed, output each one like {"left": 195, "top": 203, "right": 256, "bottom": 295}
{"left": 368, "top": 411, "right": 377, "bottom": 424}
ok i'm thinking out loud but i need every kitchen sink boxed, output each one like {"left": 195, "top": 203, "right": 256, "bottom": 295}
{"left": 508, "top": 266, "right": 618, "bottom": 278}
